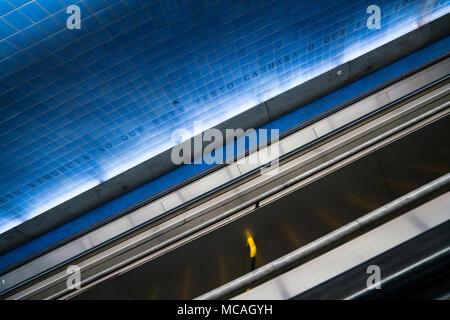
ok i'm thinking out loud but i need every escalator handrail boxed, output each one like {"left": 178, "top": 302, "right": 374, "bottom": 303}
{"left": 196, "top": 172, "right": 450, "bottom": 300}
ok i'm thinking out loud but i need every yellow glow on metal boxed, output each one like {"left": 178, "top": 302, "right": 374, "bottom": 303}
{"left": 246, "top": 236, "right": 257, "bottom": 258}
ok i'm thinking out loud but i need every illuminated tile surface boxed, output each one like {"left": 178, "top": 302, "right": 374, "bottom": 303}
{"left": 0, "top": 0, "right": 448, "bottom": 234}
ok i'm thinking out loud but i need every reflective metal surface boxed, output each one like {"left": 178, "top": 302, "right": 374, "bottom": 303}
{"left": 234, "top": 192, "right": 450, "bottom": 300}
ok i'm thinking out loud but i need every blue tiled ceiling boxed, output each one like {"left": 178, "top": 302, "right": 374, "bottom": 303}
{"left": 0, "top": 0, "right": 448, "bottom": 234}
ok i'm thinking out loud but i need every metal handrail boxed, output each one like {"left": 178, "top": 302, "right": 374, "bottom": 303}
{"left": 196, "top": 172, "right": 450, "bottom": 300}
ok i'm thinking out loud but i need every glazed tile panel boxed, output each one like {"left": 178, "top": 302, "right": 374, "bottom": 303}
{"left": 0, "top": 0, "right": 448, "bottom": 233}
